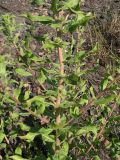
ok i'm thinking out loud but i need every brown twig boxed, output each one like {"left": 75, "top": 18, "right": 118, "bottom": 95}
{"left": 82, "top": 93, "right": 120, "bottom": 160}
{"left": 4, "top": 135, "right": 10, "bottom": 145}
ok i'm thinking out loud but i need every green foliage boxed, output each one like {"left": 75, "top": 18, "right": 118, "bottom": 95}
{"left": 32, "top": 0, "right": 44, "bottom": 6}
{"left": 26, "top": 15, "right": 54, "bottom": 24}
{"left": 0, "top": 0, "right": 119, "bottom": 160}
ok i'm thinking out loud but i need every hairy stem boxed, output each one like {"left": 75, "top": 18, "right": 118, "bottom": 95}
{"left": 55, "top": 47, "right": 64, "bottom": 149}
{"left": 54, "top": 10, "right": 64, "bottom": 150}
{"left": 56, "top": 48, "right": 64, "bottom": 124}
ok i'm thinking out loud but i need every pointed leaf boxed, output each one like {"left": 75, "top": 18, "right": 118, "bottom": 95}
{"left": 54, "top": 142, "right": 69, "bottom": 160}
{"left": 76, "top": 125, "right": 99, "bottom": 140}
{"left": 0, "top": 131, "right": 4, "bottom": 143}
{"left": 10, "top": 155, "right": 28, "bottom": 160}
{"left": 62, "top": 0, "right": 79, "bottom": 10}
{"left": 27, "top": 15, "right": 54, "bottom": 24}
{"left": 95, "top": 94, "right": 116, "bottom": 105}
{"left": 15, "top": 147, "right": 22, "bottom": 156}
{"left": 20, "top": 132, "right": 39, "bottom": 141}
{"left": 38, "top": 70, "right": 46, "bottom": 84}
{"left": 41, "top": 134, "right": 54, "bottom": 142}
{"left": 15, "top": 68, "right": 32, "bottom": 77}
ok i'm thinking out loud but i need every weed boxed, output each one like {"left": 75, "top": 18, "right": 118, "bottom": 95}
{"left": 0, "top": 1, "right": 119, "bottom": 160}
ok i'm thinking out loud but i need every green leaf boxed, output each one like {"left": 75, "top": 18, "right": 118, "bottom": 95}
{"left": 24, "top": 90, "right": 31, "bottom": 100}
{"left": 27, "top": 15, "right": 54, "bottom": 24}
{"left": 0, "top": 56, "right": 6, "bottom": 76}
{"left": 9, "top": 130, "right": 18, "bottom": 139}
{"left": 77, "top": 12, "right": 92, "bottom": 25}
{"left": 66, "top": 74, "right": 79, "bottom": 85}
{"left": 33, "top": 0, "right": 44, "bottom": 6}
{"left": 109, "top": 116, "right": 120, "bottom": 122}
{"left": 26, "top": 96, "right": 44, "bottom": 106}
{"left": 0, "top": 143, "right": 6, "bottom": 149}
{"left": 15, "top": 147, "right": 22, "bottom": 156}
{"left": 10, "top": 155, "right": 28, "bottom": 160}
{"left": 95, "top": 94, "right": 116, "bottom": 105}
{"left": 11, "top": 112, "right": 19, "bottom": 120}
{"left": 76, "top": 125, "right": 99, "bottom": 140}
{"left": 20, "top": 132, "right": 39, "bottom": 142}
{"left": 51, "top": 0, "right": 59, "bottom": 13}
{"left": 60, "top": 100, "right": 73, "bottom": 108}
{"left": 62, "top": 0, "right": 79, "bottom": 10}
{"left": 73, "top": 106, "right": 80, "bottom": 116}
{"left": 15, "top": 68, "right": 32, "bottom": 77}
{"left": 39, "top": 128, "right": 53, "bottom": 135}
{"left": 18, "top": 123, "right": 30, "bottom": 131}
{"left": 42, "top": 40, "right": 55, "bottom": 51}
{"left": 34, "top": 155, "right": 46, "bottom": 160}
{"left": 67, "top": 20, "right": 80, "bottom": 33}
{"left": 38, "top": 70, "right": 46, "bottom": 84}
{"left": 93, "top": 155, "right": 101, "bottom": 160}
{"left": 90, "top": 86, "right": 95, "bottom": 98}
{"left": 74, "top": 51, "right": 86, "bottom": 62}
{"left": 79, "top": 95, "right": 88, "bottom": 105}
{"left": 19, "top": 47, "right": 25, "bottom": 56}
{"left": 39, "top": 128, "right": 54, "bottom": 142}
{"left": 0, "top": 131, "right": 4, "bottom": 143}
{"left": 100, "top": 78, "right": 109, "bottom": 91}
{"left": 66, "top": 12, "right": 92, "bottom": 32}
{"left": 116, "top": 94, "right": 120, "bottom": 105}
{"left": 91, "top": 43, "right": 99, "bottom": 53}
{"left": 100, "top": 75, "right": 113, "bottom": 91}
{"left": 42, "top": 134, "right": 54, "bottom": 142}
{"left": 13, "top": 82, "right": 23, "bottom": 99}
{"left": 117, "top": 68, "right": 120, "bottom": 74}
{"left": 26, "top": 96, "right": 46, "bottom": 114}
{"left": 54, "top": 142, "right": 69, "bottom": 160}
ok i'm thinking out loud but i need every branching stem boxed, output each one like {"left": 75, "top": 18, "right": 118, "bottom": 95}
{"left": 54, "top": 11, "right": 65, "bottom": 150}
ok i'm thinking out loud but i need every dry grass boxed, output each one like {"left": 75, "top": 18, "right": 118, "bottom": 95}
{"left": 85, "top": 10, "right": 120, "bottom": 68}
